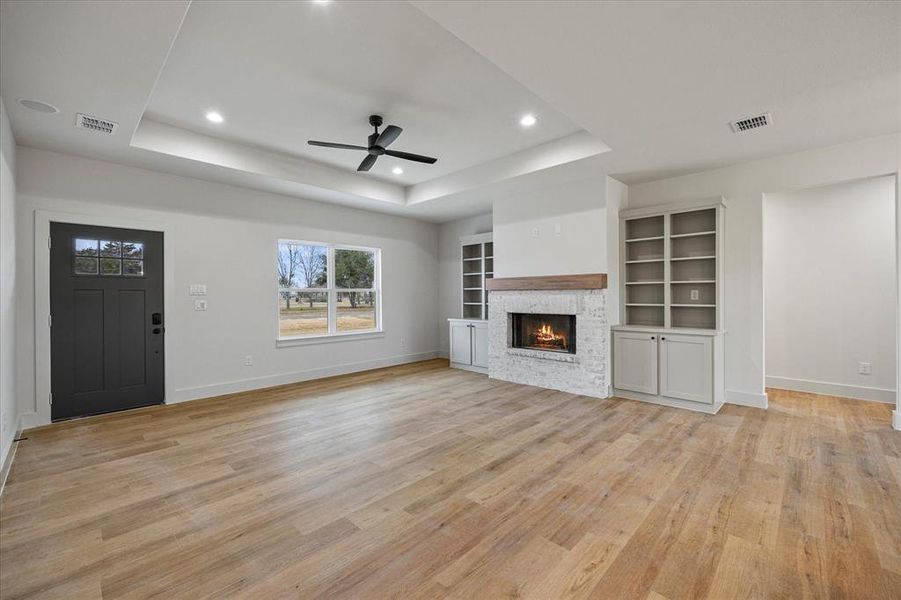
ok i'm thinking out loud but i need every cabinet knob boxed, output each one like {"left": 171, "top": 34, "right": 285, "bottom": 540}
{"left": 650, "top": 336, "right": 655, "bottom": 340}
{"left": 661, "top": 336, "right": 666, "bottom": 341}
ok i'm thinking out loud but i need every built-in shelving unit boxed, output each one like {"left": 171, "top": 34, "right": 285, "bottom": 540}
{"left": 613, "top": 198, "right": 726, "bottom": 414}
{"left": 620, "top": 201, "right": 724, "bottom": 330}
{"left": 460, "top": 233, "right": 493, "bottom": 320}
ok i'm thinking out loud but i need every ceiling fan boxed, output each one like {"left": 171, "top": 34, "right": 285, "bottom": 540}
{"left": 308, "top": 115, "right": 438, "bottom": 172}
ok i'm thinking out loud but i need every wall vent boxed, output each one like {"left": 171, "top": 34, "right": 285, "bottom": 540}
{"left": 729, "top": 112, "right": 772, "bottom": 133}
{"left": 75, "top": 113, "right": 118, "bottom": 135}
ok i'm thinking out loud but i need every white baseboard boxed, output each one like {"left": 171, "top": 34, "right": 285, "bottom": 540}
{"left": 19, "top": 412, "right": 40, "bottom": 430}
{"left": 171, "top": 350, "right": 442, "bottom": 403}
{"left": 0, "top": 413, "right": 33, "bottom": 496}
{"left": 436, "top": 349, "right": 449, "bottom": 359}
{"left": 725, "top": 389, "right": 768, "bottom": 409}
{"left": 893, "top": 410, "right": 900, "bottom": 431}
{"left": 766, "top": 376, "right": 896, "bottom": 404}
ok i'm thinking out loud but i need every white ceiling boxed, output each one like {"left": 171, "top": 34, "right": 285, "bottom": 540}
{"left": 145, "top": 1, "right": 581, "bottom": 185}
{"left": 1, "top": 1, "right": 898, "bottom": 222}
{"left": 412, "top": 0, "right": 901, "bottom": 184}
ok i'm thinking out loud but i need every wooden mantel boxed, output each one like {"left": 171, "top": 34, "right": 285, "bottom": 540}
{"left": 486, "top": 273, "right": 608, "bottom": 291}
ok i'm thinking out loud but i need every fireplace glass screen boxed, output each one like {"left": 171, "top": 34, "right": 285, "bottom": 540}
{"left": 511, "top": 313, "right": 576, "bottom": 354}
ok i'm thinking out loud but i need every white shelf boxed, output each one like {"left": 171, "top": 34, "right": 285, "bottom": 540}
{"left": 670, "top": 230, "right": 716, "bottom": 239}
{"left": 463, "top": 272, "right": 482, "bottom": 276}
{"left": 625, "top": 258, "right": 664, "bottom": 264}
{"left": 463, "top": 287, "right": 482, "bottom": 291}
{"left": 625, "top": 281, "right": 664, "bottom": 285}
{"left": 486, "top": 271, "right": 494, "bottom": 275}
{"left": 671, "top": 304, "right": 716, "bottom": 307}
{"left": 463, "top": 302, "right": 482, "bottom": 306}
{"left": 671, "top": 280, "right": 715, "bottom": 284}
{"left": 670, "top": 255, "right": 715, "bottom": 262}
{"left": 485, "top": 256, "right": 494, "bottom": 259}
{"left": 463, "top": 257, "right": 482, "bottom": 261}
{"left": 626, "top": 303, "right": 664, "bottom": 307}
{"left": 625, "top": 235, "right": 664, "bottom": 243}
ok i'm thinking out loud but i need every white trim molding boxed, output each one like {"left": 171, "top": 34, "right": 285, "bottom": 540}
{"left": 172, "top": 350, "right": 440, "bottom": 403}
{"left": 725, "top": 389, "right": 769, "bottom": 409}
{"left": 893, "top": 410, "right": 900, "bottom": 431}
{"left": 766, "top": 376, "right": 896, "bottom": 404}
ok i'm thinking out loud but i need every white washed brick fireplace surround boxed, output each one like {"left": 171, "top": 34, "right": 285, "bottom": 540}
{"left": 487, "top": 283, "right": 609, "bottom": 398}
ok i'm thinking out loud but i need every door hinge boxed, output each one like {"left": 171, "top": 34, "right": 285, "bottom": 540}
{"left": 48, "top": 314, "right": 52, "bottom": 327}
{"left": 49, "top": 392, "right": 52, "bottom": 406}
{"left": 48, "top": 236, "right": 52, "bottom": 250}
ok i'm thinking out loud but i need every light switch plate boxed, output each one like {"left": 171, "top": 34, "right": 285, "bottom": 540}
{"left": 189, "top": 284, "right": 207, "bottom": 296}
{"left": 194, "top": 299, "right": 208, "bottom": 311}
{"left": 858, "top": 362, "right": 871, "bottom": 375}
{"left": 690, "top": 289, "right": 699, "bottom": 301}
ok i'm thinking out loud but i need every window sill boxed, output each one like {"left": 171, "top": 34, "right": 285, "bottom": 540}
{"left": 276, "top": 330, "right": 385, "bottom": 348}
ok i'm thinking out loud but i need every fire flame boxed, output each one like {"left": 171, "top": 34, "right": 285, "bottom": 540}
{"left": 533, "top": 323, "right": 567, "bottom": 350}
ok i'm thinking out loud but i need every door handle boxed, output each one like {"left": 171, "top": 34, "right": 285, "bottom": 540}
{"left": 152, "top": 312, "right": 163, "bottom": 325}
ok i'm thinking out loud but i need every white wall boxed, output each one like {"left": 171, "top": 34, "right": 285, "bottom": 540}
{"left": 630, "top": 133, "right": 898, "bottom": 410}
{"left": 0, "top": 98, "right": 18, "bottom": 472}
{"left": 493, "top": 177, "right": 607, "bottom": 278}
{"left": 16, "top": 147, "right": 440, "bottom": 426}
{"left": 437, "top": 212, "right": 492, "bottom": 353}
{"left": 765, "top": 176, "right": 896, "bottom": 402}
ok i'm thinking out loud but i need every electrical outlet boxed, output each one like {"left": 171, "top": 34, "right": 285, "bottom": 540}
{"left": 189, "top": 284, "right": 207, "bottom": 296}
{"left": 244, "top": 355, "right": 253, "bottom": 366}
{"left": 531, "top": 226, "right": 540, "bottom": 237}
{"left": 858, "top": 362, "right": 871, "bottom": 375}
{"left": 193, "top": 299, "right": 208, "bottom": 311}
{"left": 554, "top": 222, "right": 562, "bottom": 235}
{"left": 690, "top": 289, "right": 699, "bottom": 301}
{"left": 400, "top": 337, "right": 406, "bottom": 349}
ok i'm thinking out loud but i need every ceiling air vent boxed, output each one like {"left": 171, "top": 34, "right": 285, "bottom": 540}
{"left": 75, "top": 113, "right": 118, "bottom": 135}
{"left": 729, "top": 112, "right": 772, "bottom": 133}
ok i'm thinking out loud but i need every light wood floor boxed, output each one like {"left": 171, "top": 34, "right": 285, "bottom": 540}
{"left": 1, "top": 360, "right": 899, "bottom": 599}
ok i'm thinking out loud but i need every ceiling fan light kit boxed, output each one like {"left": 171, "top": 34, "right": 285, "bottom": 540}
{"left": 308, "top": 114, "right": 438, "bottom": 172}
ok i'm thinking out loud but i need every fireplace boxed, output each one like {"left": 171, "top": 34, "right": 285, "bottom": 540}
{"left": 511, "top": 313, "right": 576, "bottom": 354}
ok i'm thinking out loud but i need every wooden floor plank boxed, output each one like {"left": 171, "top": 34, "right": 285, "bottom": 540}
{"left": 0, "top": 361, "right": 897, "bottom": 599}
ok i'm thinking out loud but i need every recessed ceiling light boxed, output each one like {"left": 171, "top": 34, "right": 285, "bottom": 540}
{"left": 18, "top": 98, "right": 59, "bottom": 114}
{"left": 205, "top": 111, "right": 224, "bottom": 124}
{"left": 392, "top": 166, "right": 404, "bottom": 175}
{"left": 313, "top": 0, "right": 330, "bottom": 4}
{"left": 519, "top": 114, "right": 537, "bottom": 127}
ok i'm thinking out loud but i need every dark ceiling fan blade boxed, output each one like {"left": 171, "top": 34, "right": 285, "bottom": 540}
{"left": 357, "top": 154, "right": 378, "bottom": 172}
{"left": 384, "top": 149, "right": 437, "bottom": 164}
{"left": 375, "top": 125, "right": 402, "bottom": 148}
{"left": 308, "top": 140, "right": 368, "bottom": 151}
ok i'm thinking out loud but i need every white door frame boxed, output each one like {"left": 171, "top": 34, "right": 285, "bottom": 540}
{"left": 33, "top": 209, "right": 175, "bottom": 427}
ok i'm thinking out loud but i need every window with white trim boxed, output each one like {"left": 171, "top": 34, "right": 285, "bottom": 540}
{"left": 277, "top": 240, "right": 381, "bottom": 339}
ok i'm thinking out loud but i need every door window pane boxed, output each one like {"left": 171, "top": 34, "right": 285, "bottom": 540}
{"left": 75, "top": 239, "right": 98, "bottom": 256}
{"left": 122, "top": 242, "right": 144, "bottom": 259}
{"left": 335, "top": 249, "right": 375, "bottom": 288}
{"left": 74, "top": 256, "right": 98, "bottom": 275}
{"left": 279, "top": 291, "right": 328, "bottom": 337}
{"left": 99, "top": 240, "right": 121, "bottom": 257}
{"left": 337, "top": 292, "right": 376, "bottom": 332}
{"left": 278, "top": 243, "right": 327, "bottom": 288}
{"left": 100, "top": 258, "right": 121, "bottom": 275}
{"left": 122, "top": 260, "right": 144, "bottom": 276}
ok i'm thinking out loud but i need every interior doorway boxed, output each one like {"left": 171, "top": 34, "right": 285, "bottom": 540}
{"left": 763, "top": 175, "right": 897, "bottom": 405}
{"left": 49, "top": 222, "right": 165, "bottom": 420}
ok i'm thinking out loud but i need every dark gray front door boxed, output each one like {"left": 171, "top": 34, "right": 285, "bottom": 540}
{"left": 50, "top": 223, "right": 164, "bottom": 420}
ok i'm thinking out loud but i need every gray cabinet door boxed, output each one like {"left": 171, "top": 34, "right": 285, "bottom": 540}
{"left": 471, "top": 322, "right": 490, "bottom": 368}
{"left": 659, "top": 333, "right": 713, "bottom": 403}
{"left": 50, "top": 223, "right": 164, "bottom": 420}
{"left": 613, "top": 331, "right": 658, "bottom": 395}
{"left": 449, "top": 321, "right": 472, "bottom": 365}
